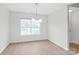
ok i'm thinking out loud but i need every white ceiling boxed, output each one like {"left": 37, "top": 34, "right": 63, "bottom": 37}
{"left": 1, "top": 3, "right": 68, "bottom": 15}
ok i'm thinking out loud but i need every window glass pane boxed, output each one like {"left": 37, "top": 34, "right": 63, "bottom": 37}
{"left": 20, "top": 19, "right": 31, "bottom": 35}
{"left": 32, "top": 28, "right": 40, "bottom": 35}
{"left": 20, "top": 19, "right": 41, "bottom": 35}
{"left": 21, "top": 28, "right": 31, "bottom": 35}
{"left": 32, "top": 21, "right": 40, "bottom": 28}
{"left": 21, "top": 20, "right": 32, "bottom": 28}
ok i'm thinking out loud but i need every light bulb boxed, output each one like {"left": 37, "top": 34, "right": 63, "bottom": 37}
{"left": 39, "top": 19, "right": 42, "bottom": 22}
{"left": 69, "top": 9, "right": 72, "bottom": 12}
{"left": 32, "top": 18, "right": 35, "bottom": 22}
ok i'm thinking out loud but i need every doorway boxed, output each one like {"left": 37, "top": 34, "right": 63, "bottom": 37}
{"left": 68, "top": 3, "right": 79, "bottom": 53}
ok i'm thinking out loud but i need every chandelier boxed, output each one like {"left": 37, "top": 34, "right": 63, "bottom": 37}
{"left": 32, "top": 3, "right": 42, "bottom": 22}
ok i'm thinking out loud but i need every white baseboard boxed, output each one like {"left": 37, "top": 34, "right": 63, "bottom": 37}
{"left": 10, "top": 39, "right": 48, "bottom": 44}
{"left": 49, "top": 39, "right": 69, "bottom": 51}
{"left": 0, "top": 43, "right": 9, "bottom": 54}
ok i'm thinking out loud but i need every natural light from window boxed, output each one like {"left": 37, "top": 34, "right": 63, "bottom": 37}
{"left": 20, "top": 18, "right": 42, "bottom": 36}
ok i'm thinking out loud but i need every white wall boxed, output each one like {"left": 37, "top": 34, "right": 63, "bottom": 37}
{"left": 68, "top": 9, "right": 72, "bottom": 42}
{"left": 71, "top": 7, "right": 79, "bottom": 43}
{"left": 48, "top": 4, "right": 69, "bottom": 50}
{"left": 10, "top": 11, "right": 48, "bottom": 43}
{"left": 0, "top": 5, "right": 9, "bottom": 53}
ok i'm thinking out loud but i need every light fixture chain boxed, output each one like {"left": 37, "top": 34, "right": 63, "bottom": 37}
{"left": 35, "top": 3, "right": 38, "bottom": 19}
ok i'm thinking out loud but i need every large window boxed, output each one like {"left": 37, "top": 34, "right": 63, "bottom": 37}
{"left": 20, "top": 18, "right": 41, "bottom": 35}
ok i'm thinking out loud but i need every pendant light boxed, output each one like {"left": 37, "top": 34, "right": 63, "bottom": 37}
{"left": 69, "top": 7, "right": 72, "bottom": 13}
{"left": 32, "top": 3, "right": 42, "bottom": 23}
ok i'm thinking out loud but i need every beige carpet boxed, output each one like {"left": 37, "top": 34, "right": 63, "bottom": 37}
{"left": 1, "top": 40, "right": 75, "bottom": 55}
